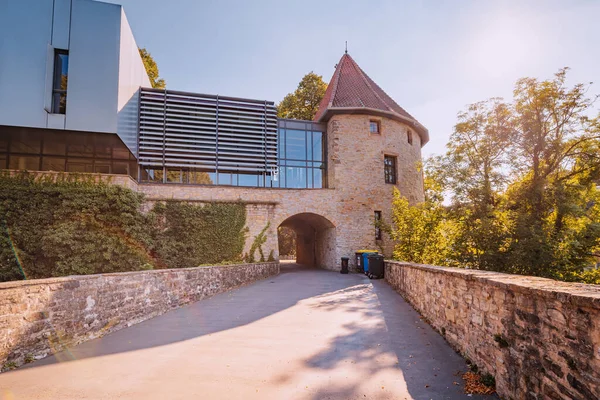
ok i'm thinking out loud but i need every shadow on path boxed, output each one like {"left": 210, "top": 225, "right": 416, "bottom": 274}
{"left": 2, "top": 264, "right": 495, "bottom": 399}
{"left": 13, "top": 264, "right": 348, "bottom": 370}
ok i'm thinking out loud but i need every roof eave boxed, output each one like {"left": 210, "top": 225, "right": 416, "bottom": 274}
{"left": 316, "top": 107, "right": 429, "bottom": 147}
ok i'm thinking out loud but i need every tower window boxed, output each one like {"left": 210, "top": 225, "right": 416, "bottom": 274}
{"left": 369, "top": 120, "right": 380, "bottom": 134}
{"left": 407, "top": 129, "right": 413, "bottom": 145}
{"left": 52, "top": 49, "right": 69, "bottom": 114}
{"left": 374, "top": 211, "right": 382, "bottom": 240}
{"left": 384, "top": 155, "right": 397, "bottom": 184}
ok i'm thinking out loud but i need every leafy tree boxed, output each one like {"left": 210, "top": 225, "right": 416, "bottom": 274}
{"left": 139, "top": 48, "right": 166, "bottom": 89}
{"left": 391, "top": 69, "right": 600, "bottom": 284}
{"left": 278, "top": 226, "right": 296, "bottom": 257}
{"left": 278, "top": 72, "right": 327, "bottom": 120}
{"left": 389, "top": 162, "right": 457, "bottom": 266}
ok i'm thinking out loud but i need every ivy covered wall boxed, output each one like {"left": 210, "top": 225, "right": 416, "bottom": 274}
{"left": 0, "top": 173, "right": 253, "bottom": 282}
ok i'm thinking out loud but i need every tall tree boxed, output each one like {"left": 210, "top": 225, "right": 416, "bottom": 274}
{"left": 390, "top": 68, "right": 600, "bottom": 283}
{"left": 139, "top": 48, "right": 166, "bottom": 89}
{"left": 445, "top": 98, "right": 513, "bottom": 208}
{"left": 278, "top": 72, "right": 327, "bottom": 120}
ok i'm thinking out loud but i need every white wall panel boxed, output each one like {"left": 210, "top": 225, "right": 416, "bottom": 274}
{"left": 52, "top": 0, "right": 72, "bottom": 50}
{"left": 65, "top": 0, "right": 121, "bottom": 133}
{"left": 0, "top": 0, "right": 54, "bottom": 128}
{"left": 117, "top": 9, "right": 151, "bottom": 156}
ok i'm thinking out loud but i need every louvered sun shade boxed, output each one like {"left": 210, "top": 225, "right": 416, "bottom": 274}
{"left": 138, "top": 88, "right": 278, "bottom": 173}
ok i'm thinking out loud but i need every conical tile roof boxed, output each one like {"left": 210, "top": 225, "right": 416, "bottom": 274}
{"left": 314, "top": 53, "right": 429, "bottom": 146}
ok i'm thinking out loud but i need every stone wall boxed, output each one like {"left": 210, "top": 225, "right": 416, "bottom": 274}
{"left": 384, "top": 261, "right": 600, "bottom": 400}
{"left": 0, "top": 262, "right": 279, "bottom": 370}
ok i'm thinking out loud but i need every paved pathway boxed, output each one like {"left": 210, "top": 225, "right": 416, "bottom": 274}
{"left": 0, "top": 264, "right": 490, "bottom": 399}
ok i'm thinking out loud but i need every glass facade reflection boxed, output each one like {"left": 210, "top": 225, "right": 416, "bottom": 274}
{"left": 273, "top": 119, "right": 326, "bottom": 189}
{"left": 1, "top": 119, "right": 326, "bottom": 189}
{"left": 140, "top": 119, "right": 327, "bottom": 189}
{"left": 0, "top": 126, "right": 138, "bottom": 179}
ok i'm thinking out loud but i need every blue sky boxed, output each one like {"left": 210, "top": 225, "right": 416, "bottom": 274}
{"left": 107, "top": 0, "right": 600, "bottom": 158}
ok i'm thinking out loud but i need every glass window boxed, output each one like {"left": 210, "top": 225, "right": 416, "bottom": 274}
{"left": 181, "top": 169, "right": 190, "bottom": 184}
{"left": 285, "top": 130, "right": 306, "bottom": 160}
{"left": 0, "top": 135, "right": 8, "bottom": 152}
{"left": 66, "top": 159, "right": 93, "bottom": 173}
{"left": 285, "top": 167, "right": 306, "bottom": 189}
{"left": 94, "top": 163, "right": 111, "bottom": 174}
{"left": 278, "top": 130, "right": 285, "bottom": 159}
{"left": 129, "top": 161, "right": 139, "bottom": 180}
{"left": 189, "top": 169, "right": 214, "bottom": 185}
{"left": 384, "top": 155, "right": 397, "bottom": 184}
{"left": 166, "top": 168, "right": 182, "bottom": 183}
{"left": 67, "top": 135, "right": 94, "bottom": 157}
{"left": 11, "top": 131, "right": 41, "bottom": 154}
{"left": 9, "top": 155, "right": 40, "bottom": 170}
{"left": 238, "top": 173, "right": 258, "bottom": 187}
{"left": 42, "top": 132, "right": 66, "bottom": 155}
{"left": 313, "top": 167, "right": 323, "bottom": 188}
{"left": 141, "top": 167, "right": 164, "bottom": 183}
{"left": 112, "top": 162, "right": 129, "bottom": 175}
{"left": 95, "top": 134, "right": 113, "bottom": 158}
{"left": 52, "top": 50, "right": 69, "bottom": 114}
{"left": 218, "top": 173, "right": 232, "bottom": 185}
{"left": 374, "top": 211, "right": 382, "bottom": 240}
{"left": 42, "top": 157, "right": 65, "bottom": 172}
{"left": 312, "top": 132, "right": 323, "bottom": 161}
{"left": 370, "top": 120, "right": 380, "bottom": 134}
{"left": 112, "top": 146, "right": 131, "bottom": 160}
{"left": 284, "top": 160, "right": 306, "bottom": 167}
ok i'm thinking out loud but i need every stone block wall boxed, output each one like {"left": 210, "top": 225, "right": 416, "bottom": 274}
{"left": 385, "top": 261, "right": 600, "bottom": 400}
{"left": 0, "top": 262, "right": 279, "bottom": 370}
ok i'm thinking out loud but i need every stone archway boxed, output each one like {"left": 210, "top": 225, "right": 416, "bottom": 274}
{"left": 277, "top": 213, "right": 336, "bottom": 269}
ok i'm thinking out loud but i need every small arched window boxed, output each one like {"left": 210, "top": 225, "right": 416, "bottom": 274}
{"left": 407, "top": 129, "right": 413, "bottom": 145}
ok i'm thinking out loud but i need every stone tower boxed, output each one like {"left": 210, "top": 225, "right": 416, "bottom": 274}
{"left": 314, "top": 53, "right": 429, "bottom": 264}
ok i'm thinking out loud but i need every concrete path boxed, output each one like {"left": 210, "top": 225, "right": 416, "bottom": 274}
{"left": 0, "top": 264, "right": 490, "bottom": 400}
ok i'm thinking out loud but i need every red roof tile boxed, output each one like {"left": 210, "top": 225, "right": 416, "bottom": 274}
{"left": 314, "top": 53, "right": 429, "bottom": 145}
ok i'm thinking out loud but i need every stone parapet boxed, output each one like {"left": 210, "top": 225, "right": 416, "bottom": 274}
{"left": 0, "top": 262, "right": 279, "bottom": 369}
{"left": 384, "top": 260, "right": 600, "bottom": 400}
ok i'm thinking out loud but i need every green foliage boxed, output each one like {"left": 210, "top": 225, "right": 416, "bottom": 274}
{"left": 151, "top": 201, "right": 247, "bottom": 269}
{"left": 277, "top": 226, "right": 296, "bottom": 256}
{"left": 480, "top": 373, "right": 496, "bottom": 388}
{"left": 1, "top": 361, "right": 17, "bottom": 372}
{"left": 0, "top": 172, "right": 153, "bottom": 281}
{"left": 391, "top": 69, "right": 600, "bottom": 284}
{"left": 139, "top": 47, "right": 166, "bottom": 89}
{"left": 277, "top": 72, "right": 327, "bottom": 120}
{"left": 0, "top": 173, "right": 249, "bottom": 282}
{"left": 245, "top": 223, "right": 270, "bottom": 263}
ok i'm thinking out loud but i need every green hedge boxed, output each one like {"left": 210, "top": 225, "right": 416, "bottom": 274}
{"left": 151, "top": 201, "right": 247, "bottom": 269}
{"left": 0, "top": 173, "right": 248, "bottom": 282}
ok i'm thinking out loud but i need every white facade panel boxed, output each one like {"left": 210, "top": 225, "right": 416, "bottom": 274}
{"left": 0, "top": 0, "right": 54, "bottom": 128}
{"left": 117, "top": 9, "right": 152, "bottom": 156}
{"left": 65, "top": 0, "right": 121, "bottom": 133}
{"left": 0, "top": 0, "right": 151, "bottom": 143}
{"left": 52, "top": 0, "right": 72, "bottom": 50}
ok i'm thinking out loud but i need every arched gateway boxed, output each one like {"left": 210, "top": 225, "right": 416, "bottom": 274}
{"left": 278, "top": 213, "right": 336, "bottom": 268}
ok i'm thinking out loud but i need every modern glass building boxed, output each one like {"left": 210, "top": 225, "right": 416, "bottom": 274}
{"left": 138, "top": 88, "right": 327, "bottom": 189}
{"left": 135, "top": 88, "right": 328, "bottom": 189}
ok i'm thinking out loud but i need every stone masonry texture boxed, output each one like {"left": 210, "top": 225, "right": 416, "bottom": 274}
{"left": 136, "top": 114, "right": 425, "bottom": 272}
{"left": 0, "top": 262, "right": 279, "bottom": 369}
{"left": 384, "top": 260, "right": 600, "bottom": 400}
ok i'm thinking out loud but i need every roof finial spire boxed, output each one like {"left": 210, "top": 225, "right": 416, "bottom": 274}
{"left": 345, "top": 41, "right": 348, "bottom": 54}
